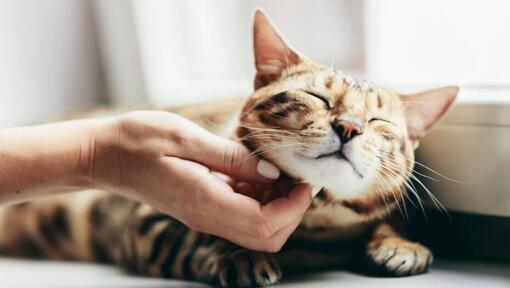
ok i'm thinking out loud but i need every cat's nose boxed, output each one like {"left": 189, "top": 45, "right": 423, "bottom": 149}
{"left": 332, "top": 119, "right": 363, "bottom": 143}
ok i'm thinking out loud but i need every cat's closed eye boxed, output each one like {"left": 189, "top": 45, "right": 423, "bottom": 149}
{"left": 368, "top": 118, "right": 395, "bottom": 125}
{"left": 303, "top": 91, "right": 330, "bottom": 109}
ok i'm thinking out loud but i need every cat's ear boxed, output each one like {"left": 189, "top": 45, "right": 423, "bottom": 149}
{"left": 401, "top": 86, "right": 459, "bottom": 144}
{"left": 253, "top": 10, "right": 301, "bottom": 90}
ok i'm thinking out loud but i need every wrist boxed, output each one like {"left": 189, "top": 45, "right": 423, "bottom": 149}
{"left": 73, "top": 117, "right": 121, "bottom": 190}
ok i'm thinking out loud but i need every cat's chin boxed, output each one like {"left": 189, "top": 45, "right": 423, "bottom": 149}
{"left": 267, "top": 150, "right": 371, "bottom": 199}
{"left": 299, "top": 151, "right": 363, "bottom": 178}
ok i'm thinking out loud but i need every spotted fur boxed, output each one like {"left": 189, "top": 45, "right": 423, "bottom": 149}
{"left": 0, "top": 10, "right": 458, "bottom": 287}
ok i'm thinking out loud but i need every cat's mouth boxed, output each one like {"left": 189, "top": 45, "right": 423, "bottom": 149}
{"left": 313, "top": 150, "right": 363, "bottom": 178}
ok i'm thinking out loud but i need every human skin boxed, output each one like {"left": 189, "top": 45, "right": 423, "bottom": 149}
{"left": 0, "top": 111, "right": 318, "bottom": 252}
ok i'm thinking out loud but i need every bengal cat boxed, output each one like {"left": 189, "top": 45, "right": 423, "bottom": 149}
{"left": 0, "top": 10, "right": 458, "bottom": 287}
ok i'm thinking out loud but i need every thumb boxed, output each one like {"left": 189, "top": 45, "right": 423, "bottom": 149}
{"left": 178, "top": 132, "right": 280, "bottom": 183}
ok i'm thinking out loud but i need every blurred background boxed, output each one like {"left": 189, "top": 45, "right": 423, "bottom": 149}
{"left": 1, "top": 0, "right": 509, "bottom": 127}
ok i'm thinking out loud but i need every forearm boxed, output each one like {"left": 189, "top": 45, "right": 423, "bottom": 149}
{"left": 0, "top": 119, "right": 106, "bottom": 204}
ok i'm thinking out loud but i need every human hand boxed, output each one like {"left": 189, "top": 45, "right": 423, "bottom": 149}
{"left": 85, "top": 111, "right": 318, "bottom": 252}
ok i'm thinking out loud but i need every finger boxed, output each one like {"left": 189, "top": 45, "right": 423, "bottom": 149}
{"left": 258, "top": 184, "right": 316, "bottom": 233}
{"left": 175, "top": 129, "right": 280, "bottom": 182}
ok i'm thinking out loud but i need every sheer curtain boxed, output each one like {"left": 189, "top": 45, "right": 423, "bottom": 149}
{"left": 0, "top": 0, "right": 104, "bottom": 127}
{"left": 127, "top": 0, "right": 364, "bottom": 107}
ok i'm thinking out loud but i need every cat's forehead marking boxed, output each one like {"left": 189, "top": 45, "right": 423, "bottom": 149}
{"left": 335, "top": 71, "right": 377, "bottom": 94}
{"left": 337, "top": 71, "right": 391, "bottom": 112}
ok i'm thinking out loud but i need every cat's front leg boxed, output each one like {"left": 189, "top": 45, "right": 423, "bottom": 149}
{"left": 365, "top": 222, "right": 433, "bottom": 276}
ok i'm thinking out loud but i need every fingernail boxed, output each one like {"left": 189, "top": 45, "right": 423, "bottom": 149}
{"left": 256, "top": 159, "right": 280, "bottom": 179}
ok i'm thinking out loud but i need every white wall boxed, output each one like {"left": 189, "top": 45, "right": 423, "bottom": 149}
{"left": 131, "top": 0, "right": 364, "bottom": 107}
{"left": 0, "top": 0, "right": 105, "bottom": 127}
{"left": 364, "top": 0, "right": 510, "bottom": 87}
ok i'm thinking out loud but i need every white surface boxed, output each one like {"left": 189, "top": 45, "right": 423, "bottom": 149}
{"left": 0, "top": 257, "right": 507, "bottom": 288}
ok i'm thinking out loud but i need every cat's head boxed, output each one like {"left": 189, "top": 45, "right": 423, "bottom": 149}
{"left": 239, "top": 11, "right": 458, "bottom": 213}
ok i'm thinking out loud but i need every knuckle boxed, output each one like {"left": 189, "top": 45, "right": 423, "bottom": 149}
{"left": 253, "top": 218, "right": 274, "bottom": 239}
{"left": 117, "top": 111, "right": 149, "bottom": 133}
{"left": 171, "top": 128, "right": 193, "bottom": 147}
{"left": 116, "top": 113, "right": 138, "bottom": 138}
{"left": 115, "top": 112, "right": 158, "bottom": 155}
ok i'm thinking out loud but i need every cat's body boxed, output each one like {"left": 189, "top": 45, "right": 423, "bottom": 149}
{"left": 0, "top": 11, "right": 457, "bottom": 287}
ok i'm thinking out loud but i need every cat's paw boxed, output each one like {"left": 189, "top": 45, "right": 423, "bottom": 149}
{"left": 216, "top": 250, "right": 281, "bottom": 287}
{"left": 366, "top": 236, "right": 433, "bottom": 276}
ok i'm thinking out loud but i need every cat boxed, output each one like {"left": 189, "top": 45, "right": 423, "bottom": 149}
{"left": 0, "top": 10, "right": 457, "bottom": 287}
